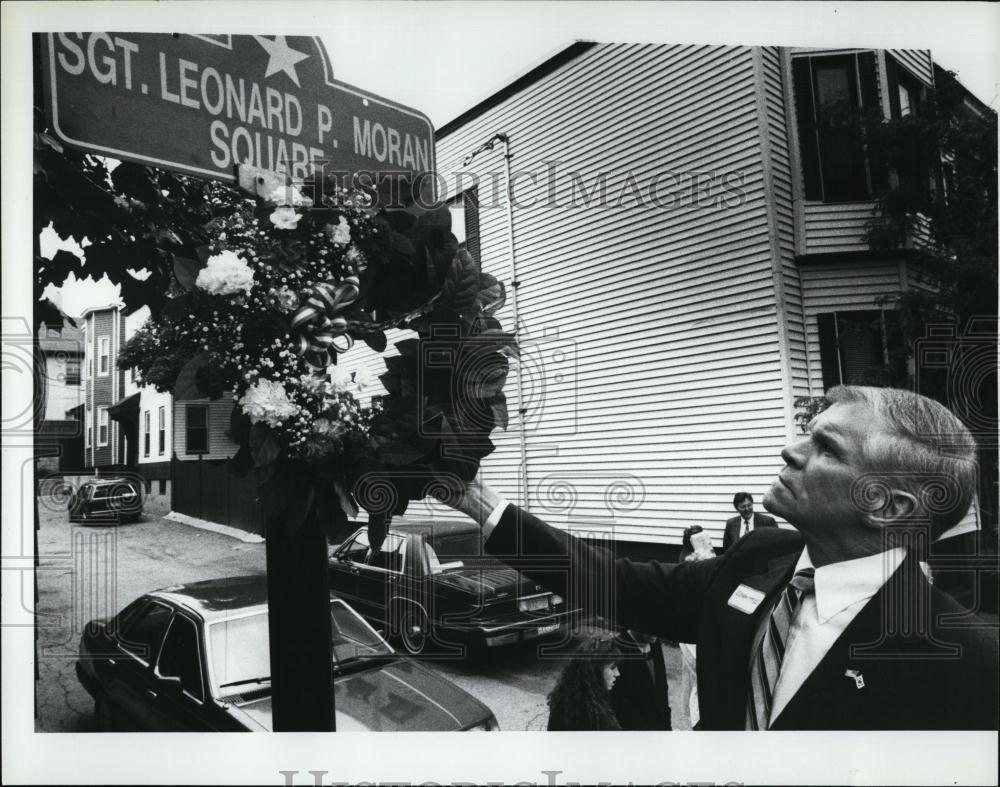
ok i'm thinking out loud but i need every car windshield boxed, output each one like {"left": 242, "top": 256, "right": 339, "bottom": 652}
{"left": 208, "top": 601, "right": 392, "bottom": 696}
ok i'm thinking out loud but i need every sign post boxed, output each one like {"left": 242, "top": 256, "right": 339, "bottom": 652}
{"left": 39, "top": 33, "right": 436, "bottom": 732}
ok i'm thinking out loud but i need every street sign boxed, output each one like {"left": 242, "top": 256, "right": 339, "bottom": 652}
{"left": 40, "top": 33, "right": 435, "bottom": 183}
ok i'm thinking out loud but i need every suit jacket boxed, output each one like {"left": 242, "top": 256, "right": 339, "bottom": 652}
{"left": 486, "top": 505, "right": 999, "bottom": 730}
{"left": 722, "top": 511, "right": 778, "bottom": 553}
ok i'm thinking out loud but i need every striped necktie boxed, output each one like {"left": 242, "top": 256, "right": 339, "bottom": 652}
{"left": 746, "top": 567, "right": 816, "bottom": 730}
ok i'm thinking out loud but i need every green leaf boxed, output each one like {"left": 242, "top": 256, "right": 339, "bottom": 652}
{"left": 249, "top": 423, "right": 282, "bottom": 467}
{"left": 228, "top": 444, "right": 254, "bottom": 477}
{"left": 441, "top": 249, "right": 480, "bottom": 313}
{"left": 334, "top": 481, "right": 359, "bottom": 520}
{"left": 378, "top": 440, "right": 425, "bottom": 466}
{"left": 363, "top": 331, "right": 387, "bottom": 353}
{"left": 173, "top": 351, "right": 210, "bottom": 400}
{"left": 477, "top": 274, "right": 506, "bottom": 316}
{"left": 395, "top": 338, "right": 419, "bottom": 357}
{"left": 172, "top": 255, "right": 203, "bottom": 291}
{"left": 159, "top": 292, "right": 193, "bottom": 321}
{"left": 489, "top": 396, "right": 509, "bottom": 430}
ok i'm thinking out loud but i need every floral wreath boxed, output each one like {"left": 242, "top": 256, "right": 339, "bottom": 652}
{"left": 121, "top": 167, "right": 514, "bottom": 543}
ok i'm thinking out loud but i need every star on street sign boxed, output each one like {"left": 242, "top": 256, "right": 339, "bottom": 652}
{"left": 254, "top": 35, "right": 309, "bottom": 87}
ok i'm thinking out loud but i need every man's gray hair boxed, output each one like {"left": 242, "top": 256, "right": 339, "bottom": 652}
{"left": 826, "top": 385, "right": 979, "bottom": 537}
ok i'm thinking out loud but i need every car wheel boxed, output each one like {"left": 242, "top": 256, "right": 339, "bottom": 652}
{"left": 95, "top": 694, "right": 118, "bottom": 732}
{"left": 397, "top": 606, "right": 431, "bottom": 656}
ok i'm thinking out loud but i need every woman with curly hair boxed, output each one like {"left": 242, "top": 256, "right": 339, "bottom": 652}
{"left": 546, "top": 635, "right": 623, "bottom": 731}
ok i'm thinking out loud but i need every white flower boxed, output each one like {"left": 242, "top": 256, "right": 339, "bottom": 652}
{"left": 195, "top": 250, "right": 255, "bottom": 296}
{"left": 267, "top": 184, "right": 313, "bottom": 208}
{"left": 329, "top": 365, "right": 354, "bottom": 390}
{"left": 270, "top": 206, "right": 301, "bottom": 230}
{"left": 239, "top": 379, "right": 297, "bottom": 427}
{"left": 354, "top": 366, "right": 373, "bottom": 391}
{"left": 312, "top": 418, "right": 347, "bottom": 438}
{"left": 328, "top": 216, "right": 351, "bottom": 245}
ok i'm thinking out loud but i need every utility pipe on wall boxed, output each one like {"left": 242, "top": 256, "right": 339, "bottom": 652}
{"left": 463, "top": 132, "right": 529, "bottom": 509}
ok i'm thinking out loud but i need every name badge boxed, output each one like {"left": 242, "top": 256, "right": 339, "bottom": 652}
{"left": 727, "top": 584, "right": 766, "bottom": 614}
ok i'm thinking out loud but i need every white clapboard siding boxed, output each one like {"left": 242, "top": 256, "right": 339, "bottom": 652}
{"left": 802, "top": 202, "right": 878, "bottom": 254}
{"left": 800, "top": 260, "right": 905, "bottom": 391}
{"left": 173, "top": 398, "right": 240, "bottom": 461}
{"left": 432, "top": 43, "right": 794, "bottom": 546}
{"left": 887, "top": 50, "right": 934, "bottom": 85}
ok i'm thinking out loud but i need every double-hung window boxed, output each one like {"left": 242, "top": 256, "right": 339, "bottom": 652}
{"left": 98, "top": 336, "right": 110, "bottom": 376}
{"left": 792, "top": 52, "right": 883, "bottom": 202}
{"left": 158, "top": 406, "right": 166, "bottom": 455}
{"left": 185, "top": 404, "right": 208, "bottom": 454}
{"left": 143, "top": 410, "right": 151, "bottom": 457}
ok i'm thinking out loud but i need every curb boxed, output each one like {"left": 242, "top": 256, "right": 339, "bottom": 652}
{"left": 163, "top": 511, "right": 265, "bottom": 543}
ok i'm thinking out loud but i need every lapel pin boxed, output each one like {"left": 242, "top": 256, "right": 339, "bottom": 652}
{"left": 845, "top": 669, "right": 865, "bottom": 689}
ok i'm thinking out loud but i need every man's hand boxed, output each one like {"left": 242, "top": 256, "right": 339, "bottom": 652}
{"left": 441, "top": 474, "right": 504, "bottom": 527}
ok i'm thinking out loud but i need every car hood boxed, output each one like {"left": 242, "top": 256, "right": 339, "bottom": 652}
{"left": 432, "top": 565, "right": 544, "bottom": 599}
{"left": 227, "top": 659, "right": 490, "bottom": 731}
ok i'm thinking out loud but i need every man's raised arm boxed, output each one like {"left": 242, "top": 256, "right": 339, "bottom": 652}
{"left": 443, "top": 477, "right": 718, "bottom": 642}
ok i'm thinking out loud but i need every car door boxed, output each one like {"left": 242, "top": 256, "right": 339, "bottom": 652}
{"left": 353, "top": 533, "right": 407, "bottom": 627}
{"left": 329, "top": 529, "right": 370, "bottom": 609}
{"left": 107, "top": 600, "right": 174, "bottom": 729}
{"left": 149, "top": 612, "right": 216, "bottom": 730}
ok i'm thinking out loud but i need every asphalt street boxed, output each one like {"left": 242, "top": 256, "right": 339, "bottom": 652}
{"left": 33, "top": 496, "right": 690, "bottom": 732}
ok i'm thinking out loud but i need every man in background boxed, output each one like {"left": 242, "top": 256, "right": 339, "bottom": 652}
{"left": 722, "top": 492, "right": 777, "bottom": 553}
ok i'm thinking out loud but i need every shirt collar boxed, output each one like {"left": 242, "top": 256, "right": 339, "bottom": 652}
{"left": 795, "top": 546, "right": 907, "bottom": 624}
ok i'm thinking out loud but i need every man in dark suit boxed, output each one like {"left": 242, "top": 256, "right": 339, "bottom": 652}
{"left": 446, "top": 385, "right": 999, "bottom": 730}
{"left": 722, "top": 492, "right": 777, "bottom": 552}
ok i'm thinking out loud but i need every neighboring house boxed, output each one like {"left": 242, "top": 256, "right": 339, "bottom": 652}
{"left": 36, "top": 318, "right": 85, "bottom": 474}
{"left": 340, "top": 43, "right": 973, "bottom": 556}
{"left": 80, "top": 304, "right": 129, "bottom": 471}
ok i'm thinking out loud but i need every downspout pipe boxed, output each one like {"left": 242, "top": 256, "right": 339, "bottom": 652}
{"left": 462, "top": 132, "right": 528, "bottom": 509}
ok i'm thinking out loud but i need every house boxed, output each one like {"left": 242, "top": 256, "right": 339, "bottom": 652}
{"left": 35, "top": 318, "right": 85, "bottom": 474}
{"left": 79, "top": 304, "right": 129, "bottom": 471}
{"left": 338, "top": 43, "right": 980, "bottom": 558}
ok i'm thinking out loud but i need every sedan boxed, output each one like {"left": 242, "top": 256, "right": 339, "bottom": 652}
{"left": 328, "top": 520, "right": 578, "bottom": 655}
{"left": 75, "top": 575, "right": 498, "bottom": 731}
{"left": 69, "top": 477, "right": 143, "bottom": 524}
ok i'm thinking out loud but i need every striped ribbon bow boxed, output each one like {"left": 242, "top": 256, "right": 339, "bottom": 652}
{"left": 290, "top": 275, "right": 360, "bottom": 369}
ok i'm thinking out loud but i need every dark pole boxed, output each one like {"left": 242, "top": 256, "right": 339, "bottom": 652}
{"left": 265, "top": 506, "right": 335, "bottom": 730}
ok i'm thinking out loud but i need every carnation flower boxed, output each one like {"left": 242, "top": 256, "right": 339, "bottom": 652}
{"left": 239, "top": 378, "right": 298, "bottom": 427}
{"left": 270, "top": 206, "right": 301, "bottom": 230}
{"left": 267, "top": 184, "right": 313, "bottom": 208}
{"left": 268, "top": 285, "right": 299, "bottom": 313}
{"left": 196, "top": 250, "right": 255, "bottom": 296}
{"left": 312, "top": 418, "right": 347, "bottom": 438}
{"left": 328, "top": 216, "right": 352, "bottom": 245}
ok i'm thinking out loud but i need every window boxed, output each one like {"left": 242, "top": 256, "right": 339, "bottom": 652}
{"left": 340, "top": 530, "right": 371, "bottom": 563}
{"left": 65, "top": 358, "right": 81, "bottom": 386}
{"left": 118, "top": 601, "right": 173, "bottom": 665}
{"left": 157, "top": 614, "right": 205, "bottom": 702}
{"left": 98, "top": 407, "right": 109, "bottom": 447}
{"left": 185, "top": 404, "right": 208, "bottom": 454}
{"left": 158, "top": 479, "right": 167, "bottom": 495}
{"left": 85, "top": 409, "right": 92, "bottom": 448}
{"left": 816, "top": 310, "right": 906, "bottom": 388}
{"left": 792, "top": 52, "right": 882, "bottom": 202}
{"left": 143, "top": 410, "right": 151, "bottom": 457}
{"left": 447, "top": 187, "right": 480, "bottom": 263}
{"left": 158, "top": 406, "right": 166, "bottom": 455}
{"left": 98, "top": 336, "right": 110, "bottom": 376}
{"left": 365, "top": 534, "right": 405, "bottom": 573}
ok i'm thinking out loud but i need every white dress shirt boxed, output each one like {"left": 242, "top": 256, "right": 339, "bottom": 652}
{"left": 768, "top": 545, "right": 906, "bottom": 723}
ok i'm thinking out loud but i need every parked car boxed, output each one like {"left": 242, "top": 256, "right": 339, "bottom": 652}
{"left": 328, "top": 520, "right": 578, "bottom": 655}
{"left": 75, "top": 575, "right": 499, "bottom": 731}
{"left": 68, "top": 477, "right": 143, "bottom": 524}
